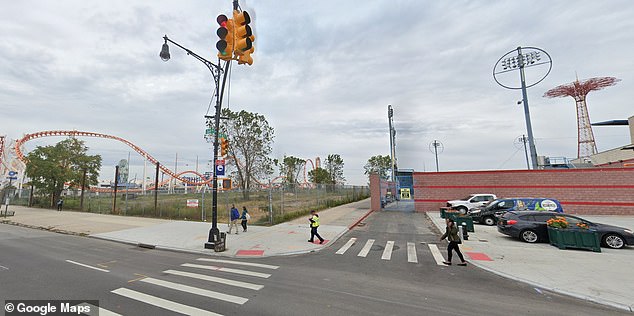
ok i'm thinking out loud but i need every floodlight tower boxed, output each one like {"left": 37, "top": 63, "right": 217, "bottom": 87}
{"left": 544, "top": 77, "right": 620, "bottom": 159}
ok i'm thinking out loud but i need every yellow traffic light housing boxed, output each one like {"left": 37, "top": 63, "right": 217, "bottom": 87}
{"left": 216, "top": 14, "right": 234, "bottom": 60}
{"left": 233, "top": 10, "right": 254, "bottom": 65}
{"left": 220, "top": 138, "right": 229, "bottom": 156}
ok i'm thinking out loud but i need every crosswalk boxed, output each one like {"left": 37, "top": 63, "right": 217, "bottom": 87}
{"left": 98, "top": 258, "right": 280, "bottom": 315}
{"left": 334, "top": 237, "right": 447, "bottom": 265}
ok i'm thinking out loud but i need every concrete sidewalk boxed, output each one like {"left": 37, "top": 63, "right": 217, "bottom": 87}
{"left": 427, "top": 211, "right": 634, "bottom": 313}
{"left": 0, "top": 199, "right": 372, "bottom": 257}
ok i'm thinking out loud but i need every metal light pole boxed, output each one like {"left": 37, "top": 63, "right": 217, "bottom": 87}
{"left": 160, "top": 35, "right": 228, "bottom": 249}
{"left": 429, "top": 140, "right": 443, "bottom": 172}
{"left": 493, "top": 46, "right": 552, "bottom": 169}
{"left": 388, "top": 105, "right": 395, "bottom": 182}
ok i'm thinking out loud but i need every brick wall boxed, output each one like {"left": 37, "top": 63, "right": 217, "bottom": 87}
{"left": 413, "top": 168, "right": 634, "bottom": 215}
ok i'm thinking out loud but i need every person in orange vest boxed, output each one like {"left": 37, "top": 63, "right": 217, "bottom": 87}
{"left": 308, "top": 210, "right": 324, "bottom": 244}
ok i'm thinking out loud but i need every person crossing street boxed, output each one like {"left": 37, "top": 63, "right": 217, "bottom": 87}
{"left": 308, "top": 210, "right": 324, "bottom": 244}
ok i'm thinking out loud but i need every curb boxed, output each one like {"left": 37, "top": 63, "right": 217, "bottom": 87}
{"left": 348, "top": 209, "right": 374, "bottom": 229}
{"left": 424, "top": 211, "right": 633, "bottom": 313}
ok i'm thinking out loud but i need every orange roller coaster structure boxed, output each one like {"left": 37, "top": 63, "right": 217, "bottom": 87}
{"left": 14, "top": 130, "right": 318, "bottom": 190}
{"left": 15, "top": 130, "right": 214, "bottom": 187}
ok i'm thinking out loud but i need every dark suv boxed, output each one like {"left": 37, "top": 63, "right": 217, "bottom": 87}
{"left": 497, "top": 211, "right": 634, "bottom": 249}
{"left": 470, "top": 198, "right": 563, "bottom": 226}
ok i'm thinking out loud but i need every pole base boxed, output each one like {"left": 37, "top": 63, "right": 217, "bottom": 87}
{"left": 205, "top": 227, "right": 225, "bottom": 252}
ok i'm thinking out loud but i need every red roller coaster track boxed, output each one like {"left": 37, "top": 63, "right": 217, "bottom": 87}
{"left": 15, "top": 130, "right": 213, "bottom": 186}
{"left": 14, "top": 130, "right": 316, "bottom": 190}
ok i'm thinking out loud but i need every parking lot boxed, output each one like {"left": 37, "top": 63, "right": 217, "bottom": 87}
{"left": 427, "top": 212, "right": 634, "bottom": 312}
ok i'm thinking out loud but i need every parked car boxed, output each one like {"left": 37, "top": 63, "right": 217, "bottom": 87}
{"left": 470, "top": 198, "right": 563, "bottom": 226}
{"left": 497, "top": 211, "right": 634, "bottom": 249}
{"left": 446, "top": 194, "right": 497, "bottom": 214}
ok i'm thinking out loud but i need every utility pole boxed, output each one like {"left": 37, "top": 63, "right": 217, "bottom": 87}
{"left": 80, "top": 168, "right": 87, "bottom": 211}
{"left": 154, "top": 162, "right": 159, "bottom": 216}
{"left": 112, "top": 166, "right": 119, "bottom": 214}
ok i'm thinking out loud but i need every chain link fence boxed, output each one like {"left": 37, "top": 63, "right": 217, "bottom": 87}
{"left": 9, "top": 184, "right": 369, "bottom": 225}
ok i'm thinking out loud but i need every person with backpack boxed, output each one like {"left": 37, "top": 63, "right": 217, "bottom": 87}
{"left": 440, "top": 218, "right": 467, "bottom": 266}
{"left": 240, "top": 206, "right": 250, "bottom": 232}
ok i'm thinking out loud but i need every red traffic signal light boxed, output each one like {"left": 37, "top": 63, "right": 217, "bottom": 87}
{"left": 216, "top": 14, "right": 234, "bottom": 60}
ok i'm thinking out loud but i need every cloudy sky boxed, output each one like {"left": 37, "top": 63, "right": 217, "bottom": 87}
{"left": 1, "top": 0, "right": 633, "bottom": 185}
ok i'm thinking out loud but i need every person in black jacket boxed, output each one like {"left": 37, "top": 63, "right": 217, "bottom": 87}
{"left": 440, "top": 218, "right": 467, "bottom": 266}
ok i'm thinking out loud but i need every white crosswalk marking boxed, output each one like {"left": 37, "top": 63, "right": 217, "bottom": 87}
{"left": 381, "top": 241, "right": 395, "bottom": 260}
{"left": 357, "top": 239, "right": 375, "bottom": 257}
{"left": 196, "top": 258, "right": 279, "bottom": 270}
{"left": 182, "top": 263, "right": 271, "bottom": 278}
{"left": 140, "top": 277, "right": 249, "bottom": 304}
{"left": 111, "top": 288, "right": 222, "bottom": 316}
{"left": 163, "top": 269, "right": 264, "bottom": 290}
{"left": 428, "top": 244, "right": 446, "bottom": 266}
{"left": 407, "top": 242, "right": 418, "bottom": 263}
{"left": 336, "top": 237, "right": 357, "bottom": 255}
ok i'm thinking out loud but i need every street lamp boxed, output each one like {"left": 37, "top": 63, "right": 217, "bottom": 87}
{"left": 160, "top": 35, "right": 229, "bottom": 250}
{"left": 388, "top": 105, "right": 396, "bottom": 182}
{"left": 493, "top": 46, "right": 552, "bottom": 169}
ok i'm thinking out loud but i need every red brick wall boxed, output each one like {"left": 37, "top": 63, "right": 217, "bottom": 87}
{"left": 413, "top": 168, "right": 634, "bottom": 215}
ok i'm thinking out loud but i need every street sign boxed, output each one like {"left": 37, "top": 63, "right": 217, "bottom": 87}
{"left": 186, "top": 199, "right": 199, "bottom": 208}
{"left": 8, "top": 177, "right": 17, "bottom": 180}
{"left": 215, "top": 159, "right": 225, "bottom": 166}
{"left": 8, "top": 171, "right": 17, "bottom": 177}
{"left": 216, "top": 164, "right": 225, "bottom": 176}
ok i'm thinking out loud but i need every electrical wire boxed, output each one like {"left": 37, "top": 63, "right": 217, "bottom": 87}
{"left": 498, "top": 147, "right": 522, "bottom": 169}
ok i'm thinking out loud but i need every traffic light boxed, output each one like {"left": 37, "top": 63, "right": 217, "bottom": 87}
{"left": 220, "top": 138, "right": 229, "bottom": 156}
{"left": 216, "top": 14, "right": 234, "bottom": 60}
{"left": 233, "top": 10, "right": 255, "bottom": 65}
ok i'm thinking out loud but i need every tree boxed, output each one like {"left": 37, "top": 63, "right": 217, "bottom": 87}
{"left": 324, "top": 154, "right": 345, "bottom": 185}
{"left": 220, "top": 108, "right": 275, "bottom": 200}
{"left": 308, "top": 167, "right": 331, "bottom": 184}
{"left": 25, "top": 137, "right": 101, "bottom": 207}
{"left": 278, "top": 155, "right": 305, "bottom": 186}
{"left": 364, "top": 155, "right": 392, "bottom": 180}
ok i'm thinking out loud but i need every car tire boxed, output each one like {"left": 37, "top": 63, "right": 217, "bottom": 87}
{"left": 520, "top": 229, "right": 539, "bottom": 243}
{"left": 602, "top": 233, "right": 625, "bottom": 249}
{"left": 482, "top": 216, "right": 496, "bottom": 226}
{"left": 456, "top": 206, "right": 468, "bottom": 215}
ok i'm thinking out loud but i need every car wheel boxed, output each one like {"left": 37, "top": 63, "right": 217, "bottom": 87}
{"left": 520, "top": 229, "right": 539, "bottom": 243}
{"left": 603, "top": 234, "right": 625, "bottom": 249}
{"left": 456, "top": 206, "right": 468, "bottom": 215}
{"left": 482, "top": 216, "right": 496, "bottom": 226}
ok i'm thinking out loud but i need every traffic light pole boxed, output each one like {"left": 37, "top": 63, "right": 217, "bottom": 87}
{"left": 160, "top": 35, "right": 228, "bottom": 249}
{"left": 207, "top": 60, "right": 231, "bottom": 248}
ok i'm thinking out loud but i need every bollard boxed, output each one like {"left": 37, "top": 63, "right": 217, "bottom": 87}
{"left": 460, "top": 223, "right": 469, "bottom": 240}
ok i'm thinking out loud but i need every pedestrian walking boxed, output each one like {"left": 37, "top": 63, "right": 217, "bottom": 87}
{"left": 240, "top": 206, "right": 250, "bottom": 232}
{"left": 57, "top": 198, "right": 64, "bottom": 211}
{"left": 308, "top": 210, "right": 324, "bottom": 244}
{"left": 228, "top": 204, "right": 240, "bottom": 234}
{"left": 440, "top": 218, "right": 467, "bottom": 266}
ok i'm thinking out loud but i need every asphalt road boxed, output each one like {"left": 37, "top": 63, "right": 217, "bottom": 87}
{"left": 0, "top": 211, "right": 624, "bottom": 316}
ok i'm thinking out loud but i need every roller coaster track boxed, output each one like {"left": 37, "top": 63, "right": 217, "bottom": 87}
{"left": 15, "top": 130, "right": 214, "bottom": 186}
{"left": 14, "top": 130, "right": 317, "bottom": 190}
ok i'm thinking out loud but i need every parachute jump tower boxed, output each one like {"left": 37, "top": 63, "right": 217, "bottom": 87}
{"left": 543, "top": 77, "right": 620, "bottom": 160}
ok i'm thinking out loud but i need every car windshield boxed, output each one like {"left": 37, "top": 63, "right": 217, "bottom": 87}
{"left": 463, "top": 195, "right": 476, "bottom": 201}
{"left": 484, "top": 200, "right": 501, "bottom": 210}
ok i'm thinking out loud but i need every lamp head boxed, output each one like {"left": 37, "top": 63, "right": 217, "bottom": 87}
{"left": 160, "top": 39, "right": 170, "bottom": 62}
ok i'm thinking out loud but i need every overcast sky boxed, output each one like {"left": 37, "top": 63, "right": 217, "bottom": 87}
{"left": 1, "top": 0, "right": 633, "bottom": 185}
